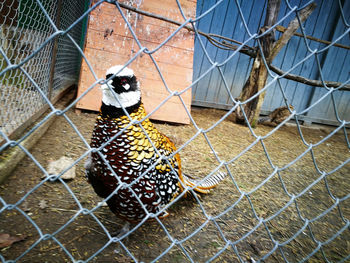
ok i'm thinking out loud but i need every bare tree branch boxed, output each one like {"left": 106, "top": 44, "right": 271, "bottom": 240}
{"left": 114, "top": 1, "right": 349, "bottom": 93}
{"left": 270, "top": 3, "right": 316, "bottom": 60}
{"left": 116, "top": 1, "right": 256, "bottom": 57}
{"left": 236, "top": 0, "right": 282, "bottom": 125}
{"left": 116, "top": 1, "right": 349, "bottom": 53}
{"left": 117, "top": 2, "right": 186, "bottom": 29}
{"left": 264, "top": 0, "right": 281, "bottom": 28}
{"left": 269, "top": 64, "right": 350, "bottom": 91}
{"left": 205, "top": 33, "right": 257, "bottom": 57}
{"left": 275, "top": 25, "right": 350, "bottom": 51}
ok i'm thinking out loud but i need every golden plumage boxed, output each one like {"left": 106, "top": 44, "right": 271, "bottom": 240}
{"left": 86, "top": 66, "right": 226, "bottom": 222}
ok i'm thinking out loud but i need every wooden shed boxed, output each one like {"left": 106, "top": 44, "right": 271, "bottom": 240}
{"left": 76, "top": 0, "right": 196, "bottom": 124}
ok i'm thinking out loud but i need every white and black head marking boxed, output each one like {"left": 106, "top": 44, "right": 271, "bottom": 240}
{"left": 101, "top": 65, "right": 141, "bottom": 110}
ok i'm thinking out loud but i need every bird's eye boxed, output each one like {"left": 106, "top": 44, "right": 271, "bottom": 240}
{"left": 121, "top": 78, "right": 128, "bottom": 85}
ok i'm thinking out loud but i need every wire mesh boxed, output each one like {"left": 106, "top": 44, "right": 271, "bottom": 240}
{"left": 0, "top": 0, "right": 86, "bottom": 137}
{"left": 52, "top": 0, "right": 87, "bottom": 98}
{"left": 0, "top": 0, "right": 349, "bottom": 262}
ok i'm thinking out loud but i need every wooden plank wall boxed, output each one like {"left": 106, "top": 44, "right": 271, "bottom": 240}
{"left": 76, "top": 0, "right": 196, "bottom": 124}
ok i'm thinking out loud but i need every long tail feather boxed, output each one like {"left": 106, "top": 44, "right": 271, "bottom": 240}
{"left": 182, "top": 171, "right": 227, "bottom": 194}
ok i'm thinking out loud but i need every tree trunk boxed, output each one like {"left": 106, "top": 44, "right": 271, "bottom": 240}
{"left": 235, "top": 0, "right": 281, "bottom": 126}
{"left": 235, "top": 1, "right": 316, "bottom": 126}
{"left": 235, "top": 52, "right": 268, "bottom": 126}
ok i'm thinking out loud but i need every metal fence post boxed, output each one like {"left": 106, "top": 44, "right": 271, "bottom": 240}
{"left": 47, "top": 0, "right": 63, "bottom": 101}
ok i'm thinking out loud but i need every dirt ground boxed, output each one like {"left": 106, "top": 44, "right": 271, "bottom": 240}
{"left": 0, "top": 93, "right": 349, "bottom": 262}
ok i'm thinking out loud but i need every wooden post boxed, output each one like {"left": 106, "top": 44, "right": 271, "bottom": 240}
{"left": 235, "top": 1, "right": 316, "bottom": 127}
{"left": 235, "top": 0, "right": 281, "bottom": 126}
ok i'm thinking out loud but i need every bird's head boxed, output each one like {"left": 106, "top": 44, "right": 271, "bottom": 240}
{"left": 101, "top": 65, "right": 141, "bottom": 109}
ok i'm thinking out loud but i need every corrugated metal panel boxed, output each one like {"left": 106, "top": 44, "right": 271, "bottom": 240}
{"left": 305, "top": 0, "right": 350, "bottom": 124}
{"left": 192, "top": 0, "right": 350, "bottom": 125}
{"left": 192, "top": 0, "right": 266, "bottom": 108}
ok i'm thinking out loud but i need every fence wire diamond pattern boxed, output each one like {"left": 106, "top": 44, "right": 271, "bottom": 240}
{"left": 0, "top": 0, "right": 349, "bottom": 262}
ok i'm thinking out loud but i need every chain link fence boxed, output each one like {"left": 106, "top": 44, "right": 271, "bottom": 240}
{"left": 0, "top": 0, "right": 349, "bottom": 262}
{"left": 0, "top": 0, "right": 87, "bottom": 137}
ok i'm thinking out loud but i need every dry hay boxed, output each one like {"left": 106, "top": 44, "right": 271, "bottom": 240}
{"left": 0, "top": 98, "right": 349, "bottom": 262}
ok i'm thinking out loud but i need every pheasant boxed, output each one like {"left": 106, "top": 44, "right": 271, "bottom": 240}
{"left": 85, "top": 65, "right": 226, "bottom": 223}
